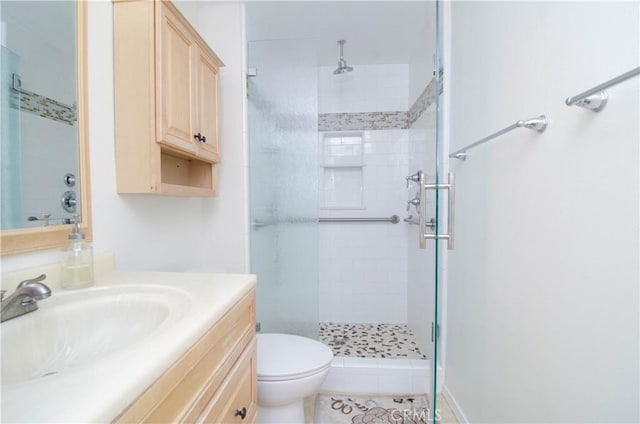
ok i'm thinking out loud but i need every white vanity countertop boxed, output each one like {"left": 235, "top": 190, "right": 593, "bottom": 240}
{"left": 1, "top": 268, "right": 256, "bottom": 423}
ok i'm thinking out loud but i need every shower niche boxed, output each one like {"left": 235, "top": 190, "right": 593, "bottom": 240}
{"left": 319, "top": 132, "right": 364, "bottom": 210}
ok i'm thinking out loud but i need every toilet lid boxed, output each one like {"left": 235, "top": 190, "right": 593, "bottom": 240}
{"left": 257, "top": 333, "right": 334, "bottom": 381}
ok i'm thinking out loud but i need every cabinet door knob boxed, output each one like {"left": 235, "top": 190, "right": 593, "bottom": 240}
{"left": 193, "top": 133, "right": 207, "bottom": 143}
{"left": 234, "top": 407, "right": 247, "bottom": 420}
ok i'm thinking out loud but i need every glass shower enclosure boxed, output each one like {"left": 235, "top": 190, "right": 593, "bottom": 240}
{"left": 248, "top": 39, "right": 320, "bottom": 339}
{"left": 247, "top": 3, "right": 444, "bottom": 420}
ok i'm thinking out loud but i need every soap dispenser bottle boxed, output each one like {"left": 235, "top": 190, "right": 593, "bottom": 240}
{"left": 61, "top": 216, "right": 94, "bottom": 289}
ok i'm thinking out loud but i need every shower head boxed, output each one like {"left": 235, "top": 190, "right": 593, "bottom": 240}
{"left": 333, "top": 40, "right": 354, "bottom": 75}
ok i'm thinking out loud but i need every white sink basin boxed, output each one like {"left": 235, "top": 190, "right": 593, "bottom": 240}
{"left": 1, "top": 285, "right": 191, "bottom": 385}
{"left": 1, "top": 270, "right": 255, "bottom": 423}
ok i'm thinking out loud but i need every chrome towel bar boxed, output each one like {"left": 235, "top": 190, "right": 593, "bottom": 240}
{"left": 565, "top": 66, "right": 640, "bottom": 112}
{"left": 450, "top": 115, "right": 548, "bottom": 160}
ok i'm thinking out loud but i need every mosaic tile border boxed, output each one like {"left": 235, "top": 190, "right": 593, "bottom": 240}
{"left": 319, "top": 111, "right": 408, "bottom": 131}
{"left": 320, "top": 322, "right": 428, "bottom": 360}
{"left": 319, "top": 75, "right": 443, "bottom": 132}
{"left": 407, "top": 76, "right": 442, "bottom": 127}
{"left": 13, "top": 89, "right": 76, "bottom": 126}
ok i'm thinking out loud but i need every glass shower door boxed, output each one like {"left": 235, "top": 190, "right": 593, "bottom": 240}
{"left": 248, "top": 39, "right": 319, "bottom": 339}
{"left": 431, "top": 0, "right": 445, "bottom": 418}
{"left": 408, "top": 0, "right": 444, "bottom": 420}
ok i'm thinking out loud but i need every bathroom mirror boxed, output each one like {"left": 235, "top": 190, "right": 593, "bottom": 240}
{"left": 0, "top": 0, "right": 91, "bottom": 255}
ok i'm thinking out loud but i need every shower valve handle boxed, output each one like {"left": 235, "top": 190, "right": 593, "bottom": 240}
{"left": 406, "top": 172, "right": 421, "bottom": 188}
{"left": 407, "top": 197, "right": 420, "bottom": 211}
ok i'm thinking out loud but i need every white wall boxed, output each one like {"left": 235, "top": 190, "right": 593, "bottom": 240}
{"left": 445, "top": 2, "right": 639, "bottom": 422}
{"left": 1, "top": 1, "right": 248, "bottom": 274}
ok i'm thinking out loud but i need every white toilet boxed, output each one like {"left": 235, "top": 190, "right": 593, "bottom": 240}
{"left": 257, "top": 333, "right": 333, "bottom": 423}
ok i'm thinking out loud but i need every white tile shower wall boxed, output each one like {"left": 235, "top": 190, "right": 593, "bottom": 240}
{"left": 318, "top": 64, "right": 409, "bottom": 114}
{"left": 319, "top": 130, "right": 409, "bottom": 323}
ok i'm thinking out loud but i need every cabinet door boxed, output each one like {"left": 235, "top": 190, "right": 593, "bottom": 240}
{"left": 197, "top": 341, "right": 257, "bottom": 424}
{"left": 195, "top": 50, "right": 220, "bottom": 163}
{"left": 157, "top": 3, "right": 198, "bottom": 155}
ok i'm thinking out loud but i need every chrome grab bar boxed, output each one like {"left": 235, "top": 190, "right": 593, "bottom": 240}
{"left": 449, "top": 115, "right": 548, "bottom": 160}
{"left": 320, "top": 215, "right": 399, "bottom": 224}
{"left": 251, "top": 215, "right": 400, "bottom": 230}
{"left": 565, "top": 67, "right": 639, "bottom": 112}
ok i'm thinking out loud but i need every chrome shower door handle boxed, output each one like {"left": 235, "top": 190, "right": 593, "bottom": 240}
{"left": 419, "top": 171, "right": 427, "bottom": 249}
{"left": 447, "top": 172, "right": 455, "bottom": 250}
{"left": 421, "top": 172, "right": 455, "bottom": 250}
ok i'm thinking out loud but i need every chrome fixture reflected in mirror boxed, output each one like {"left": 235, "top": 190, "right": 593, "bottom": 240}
{"left": 333, "top": 40, "right": 354, "bottom": 75}
{"left": 61, "top": 191, "right": 77, "bottom": 213}
{"left": 64, "top": 173, "right": 76, "bottom": 187}
{"left": 0, "top": 0, "right": 91, "bottom": 255}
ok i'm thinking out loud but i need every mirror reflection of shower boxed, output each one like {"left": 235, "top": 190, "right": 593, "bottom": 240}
{"left": 0, "top": 1, "right": 79, "bottom": 230}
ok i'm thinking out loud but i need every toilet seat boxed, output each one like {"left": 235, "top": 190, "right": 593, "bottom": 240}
{"left": 257, "top": 333, "right": 333, "bottom": 382}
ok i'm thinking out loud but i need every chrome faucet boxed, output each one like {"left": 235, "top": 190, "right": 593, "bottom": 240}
{"left": 1, "top": 274, "right": 51, "bottom": 322}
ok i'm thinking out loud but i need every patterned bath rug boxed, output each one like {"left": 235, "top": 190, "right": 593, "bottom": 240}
{"left": 314, "top": 394, "right": 431, "bottom": 424}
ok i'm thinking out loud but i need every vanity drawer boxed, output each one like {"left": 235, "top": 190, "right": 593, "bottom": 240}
{"left": 197, "top": 339, "right": 257, "bottom": 424}
{"left": 114, "top": 289, "right": 255, "bottom": 423}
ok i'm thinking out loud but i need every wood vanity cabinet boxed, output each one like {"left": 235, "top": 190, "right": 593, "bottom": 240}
{"left": 113, "top": 289, "right": 257, "bottom": 424}
{"left": 113, "top": 0, "right": 224, "bottom": 196}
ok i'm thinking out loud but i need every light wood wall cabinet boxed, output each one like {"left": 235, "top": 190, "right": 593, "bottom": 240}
{"left": 113, "top": 290, "right": 257, "bottom": 423}
{"left": 113, "top": 0, "right": 224, "bottom": 196}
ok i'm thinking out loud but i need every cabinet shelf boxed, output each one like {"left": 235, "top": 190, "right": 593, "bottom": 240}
{"left": 113, "top": 0, "right": 224, "bottom": 197}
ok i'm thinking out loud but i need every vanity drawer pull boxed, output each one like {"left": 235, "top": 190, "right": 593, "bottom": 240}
{"left": 234, "top": 407, "right": 247, "bottom": 420}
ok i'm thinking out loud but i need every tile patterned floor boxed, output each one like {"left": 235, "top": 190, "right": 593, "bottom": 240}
{"left": 319, "top": 322, "right": 428, "bottom": 360}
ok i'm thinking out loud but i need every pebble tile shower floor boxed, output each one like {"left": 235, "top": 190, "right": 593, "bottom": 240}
{"left": 319, "top": 323, "right": 428, "bottom": 359}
